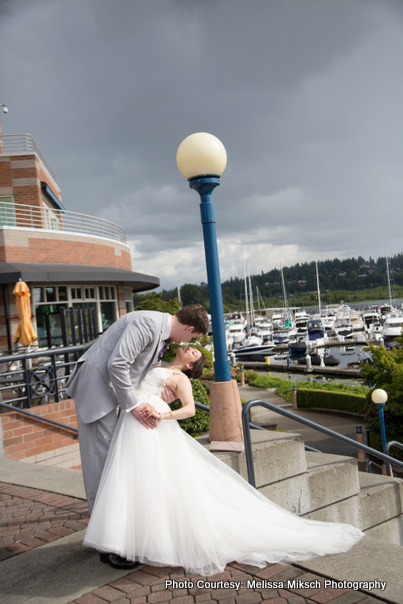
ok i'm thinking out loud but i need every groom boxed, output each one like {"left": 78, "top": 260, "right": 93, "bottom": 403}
{"left": 66, "top": 304, "right": 209, "bottom": 565}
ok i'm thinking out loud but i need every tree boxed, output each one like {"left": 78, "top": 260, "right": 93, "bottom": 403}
{"left": 134, "top": 292, "right": 181, "bottom": 314}
{"left": 360, "top": 342, "right": 403, "bottom": 452}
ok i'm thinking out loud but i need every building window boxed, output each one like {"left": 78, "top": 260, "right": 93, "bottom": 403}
{"left": 98, "top": 286, "right": 117, "bottom": 331}
{"left": 0, "top": 196, "right": 16, "bottom": 226}
{"left": 85, "top": 287, "right": 95, "bottom": 300}
{"left": 125, "top": 288, "right": 133, "bottom": 314}
{"left": 71, "top": 287, "right": 82, "bottom": 300}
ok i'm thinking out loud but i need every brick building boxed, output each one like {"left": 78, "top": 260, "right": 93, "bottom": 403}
{"left": 0, "top": 132, "right": 159, "bottom": 351}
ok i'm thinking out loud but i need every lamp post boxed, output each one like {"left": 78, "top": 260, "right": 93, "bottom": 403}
{"left": 371, "top": 388, "right": 390, "bottom": 475}
{"left": 176, "top": 132, "right": 243, "bottom": 450}
{"left": 0, "top": 104, "right": 8, "bottom": 154}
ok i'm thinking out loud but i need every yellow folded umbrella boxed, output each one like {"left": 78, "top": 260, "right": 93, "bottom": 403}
{"left": 13, "top": 281, "right": 37, "bottom": 346}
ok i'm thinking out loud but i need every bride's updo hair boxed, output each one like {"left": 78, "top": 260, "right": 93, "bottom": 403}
{"left": 183, "top": 352, "right": 205, "bottom": 380}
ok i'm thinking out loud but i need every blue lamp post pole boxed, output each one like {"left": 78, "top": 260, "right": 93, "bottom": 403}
{"left": 189, "top": 176, "right": 231, "bottom": 382}
{"left": 177, "top": 133, "right": 243, "bottom": 448}
{"left": 371, "top": 389, "right": 390, "bottom": 476}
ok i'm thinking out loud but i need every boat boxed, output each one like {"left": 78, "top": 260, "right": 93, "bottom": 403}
{"left": 233, "top": 341, "right": 276, "bottom": 362}
{"left": 362, "top": 308, "right": 380, "bottom": 330}
{"left": 294, "top": 308, "right": 310, "bottom": 336}
{"left": 297, "top": 352, "right": 340, "bottom": 367}
{"left": 289, "top": 341, "right": 307, "bottom": 358}
{"left": 382, "top": 315, "right": 403, "bottom": 341}
{"left": 307, "top": 317, "right": 327, "bottom": 347}
{"left": 227, "top": 320, "right": 246, "bottom": 347}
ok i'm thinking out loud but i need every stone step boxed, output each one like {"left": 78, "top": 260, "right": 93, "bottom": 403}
{"left": 204, "top": 431, "right": 403, "bottom": 546}
{"left": 302, "top": 470, "right": 403, "bottom": 545}
{"left": 200, "top": 429, "right": 307, "bottom": 486}
{"left": 258, "top": 451, "right": 360, "bottom": 515}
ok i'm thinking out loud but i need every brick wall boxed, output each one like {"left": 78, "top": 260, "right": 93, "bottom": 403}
{"left": 0, "top": 399, "right": 81, "bottom": 469}
{"left": 0, "top": 153, "right": 62, "bottom": 206}
{"left": 0, "top": 228, "right": 132, "bottom": 269}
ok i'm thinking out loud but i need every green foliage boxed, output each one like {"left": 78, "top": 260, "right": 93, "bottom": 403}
{"left": 360, "top": 341, "right": 403, "bottom": 452}
{"left": 246, "top": 373, "right": 295, "bottom": 404}
{"left": 171, "top": 379, "right": 210, "bottom": 436}
{"left": 360, "top": 341, "right": 403, "bottom": 416}
{"left": 164, "top": 337, "right": 214, "bottom": 375}
{"left": 244, "top": 370, "right": 369, "bottom": 409}
{"left": 296, "top": 389, "right": 366, "bottom": 415}
{"left": 134, "top": 292, "right": 180, "bottom": 314}
{"left": 298, "top": 382, "right": 370, "bottom": 396}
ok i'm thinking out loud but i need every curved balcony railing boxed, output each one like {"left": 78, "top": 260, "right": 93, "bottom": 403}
{"left": 1, "top": 133, "right": 57, "bottom": 181}
{"left": 0, "top": 201, "right": 127, "bottom": 244}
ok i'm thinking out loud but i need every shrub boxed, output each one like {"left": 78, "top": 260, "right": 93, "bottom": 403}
{"left": 360, "top": 341, "right": 403, "bottom": 456}
{"left": 296, "top": 389, "right": 366, "bottom": 415}
{"left": 170, "top": 378, "right": 210, "bottom": 436}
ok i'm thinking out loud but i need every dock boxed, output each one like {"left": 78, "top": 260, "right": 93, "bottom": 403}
{"left": 238, "top": 360, "right": 362, "bottom": 379}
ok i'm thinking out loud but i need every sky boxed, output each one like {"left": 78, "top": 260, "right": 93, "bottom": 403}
{"left": 1, "top": 0, "right": 403, "bottom": 291}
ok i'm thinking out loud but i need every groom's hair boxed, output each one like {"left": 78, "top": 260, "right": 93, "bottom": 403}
{"left": 176, "top": 304, "right": 209, "bottom": 335}
{"left": 183, "top": 352, "right": 205, "bottom": 380}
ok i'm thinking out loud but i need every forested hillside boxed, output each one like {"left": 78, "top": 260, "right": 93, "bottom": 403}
{"left": 134, "top": 254, "right": 403, "bottom": 312}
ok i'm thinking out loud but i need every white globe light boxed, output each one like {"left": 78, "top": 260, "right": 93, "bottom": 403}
{"left": 371, "top": 388, "right": 388, "bottom": 405}
{"left": 176, "top": 132, "right": 227, "bottom": 180}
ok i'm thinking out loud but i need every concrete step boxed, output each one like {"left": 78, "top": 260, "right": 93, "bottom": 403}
{"left": 200, "top": 429, "right": 307, "bottom": 486}
{"left": 300, "top": 468, "right": 403, "bottom": 547}
{"left": 298, "top": 535, "right": 403, "bottom": 604}
{"left": 203, "top": 431, "right": 403, "bottom": 547}
{"left": 258, "top": 451, "right": 360, "bottom": 515}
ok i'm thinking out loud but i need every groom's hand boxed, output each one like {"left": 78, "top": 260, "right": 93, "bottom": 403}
{"left": 131, "top": 404, "right": 157, "bottom": 429}
{"left": 161, "top": 387, "right": 177, "bottom": 404}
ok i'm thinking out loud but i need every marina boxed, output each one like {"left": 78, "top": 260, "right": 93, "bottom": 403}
{"left": 238, "top": 360, "right": 362, "bottom": 380}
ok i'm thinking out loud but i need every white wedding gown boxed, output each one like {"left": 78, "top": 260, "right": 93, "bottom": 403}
{"left": 84, "top": 366, "right": 364, "bottom": 576}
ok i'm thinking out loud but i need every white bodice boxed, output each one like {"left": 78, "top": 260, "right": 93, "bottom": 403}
{"left": 134, "top": 366, "right": 180, "bottom": 397}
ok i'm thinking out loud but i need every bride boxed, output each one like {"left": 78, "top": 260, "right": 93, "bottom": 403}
{"left": 84, "top": 346, "right": 364, "bottom": 576}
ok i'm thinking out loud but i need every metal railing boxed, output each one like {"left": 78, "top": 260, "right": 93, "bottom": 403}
{"left": 0, "top": 200, "right": 126, "bottom": 243}
{"left": 242, "top": 399, "right": 403, "bottom": 487}
{"left": 1, "top": 133, "right": 57, "bottom": 181}
{"left": 0, "top": 341, "right": 93, "bottom": 410}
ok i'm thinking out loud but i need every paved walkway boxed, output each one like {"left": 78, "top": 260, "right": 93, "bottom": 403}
{"left": 0, "top": 468, "right": 393, "bottom": 604}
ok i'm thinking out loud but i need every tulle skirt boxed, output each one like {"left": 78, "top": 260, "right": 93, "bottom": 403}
{"left": 84, "top": 393, "right": 364, "bottom": 576}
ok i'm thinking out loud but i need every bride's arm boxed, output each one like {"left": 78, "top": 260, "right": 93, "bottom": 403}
{"left": 140, "top": 374, "right": 195, "bottom": 421}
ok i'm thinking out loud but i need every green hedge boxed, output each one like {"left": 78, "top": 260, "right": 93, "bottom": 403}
{"left": 296, "top": 389, "right": 366, "bottom": 415}
{"left": 170, "top": 378, "right": 210, "bottom": 436}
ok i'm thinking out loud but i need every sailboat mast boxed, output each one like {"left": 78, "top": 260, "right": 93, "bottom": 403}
{"left": 243, "top": 253, "right": 250, "bottom": 332}
{"left": 316, "top": 260, "right": 322, "bottom": 316}
{"left": 281, "top": 266, "right": 291, "bottom": 325}
{"left": 386, "top": 256, "right": 393, "bottom": 307}
{"left": 248, "top": 261, "right": 254, "bottom": 326}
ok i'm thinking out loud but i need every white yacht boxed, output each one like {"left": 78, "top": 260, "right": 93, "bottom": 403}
{"left": 294, "top": 308, "right": 310, "bottom": 336}
{"left": 362, "top": 309, "right": 380, "bottom": 333}
{"left": 382, "top": 315, "right": 403, "bottom": 341}
{"left": 226, "top": 321, "right": 246, "bottom": 347}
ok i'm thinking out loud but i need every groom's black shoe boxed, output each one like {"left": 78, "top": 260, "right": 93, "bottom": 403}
{"left": 99, "top": 552, "right": 139, "bottom": 569}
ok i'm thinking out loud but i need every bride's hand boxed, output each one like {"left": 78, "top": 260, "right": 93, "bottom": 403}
{"left": 131, "top": 404, "right": 157, "bottom": 429}
{"left": 139, "top": 404, "right": 159, "bottom": 420}
{"left": 161, "top": 386, "right": 177, "bottom": 404}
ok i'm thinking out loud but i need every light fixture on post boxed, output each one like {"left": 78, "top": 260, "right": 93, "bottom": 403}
{"left": 0, "top": 104, "right": 8, "bottom": 154}
{"left": 176, "top": 132, "right": 244, "bottom": 451}
{"left": 371, "top": 388, "right": 390, "bottom": 475}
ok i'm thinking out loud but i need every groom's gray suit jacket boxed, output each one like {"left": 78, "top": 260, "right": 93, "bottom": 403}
{"left": 66, "top": 310, "right": 170, "bottom": 424}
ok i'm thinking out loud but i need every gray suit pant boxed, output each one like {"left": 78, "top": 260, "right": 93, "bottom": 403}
{"left": 76, "top": 406, "right": 119, "bottom": 514}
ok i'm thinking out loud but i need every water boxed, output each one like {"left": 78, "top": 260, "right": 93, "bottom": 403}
{"left": 262, "top": 346, "right": 369, "bottom": 387}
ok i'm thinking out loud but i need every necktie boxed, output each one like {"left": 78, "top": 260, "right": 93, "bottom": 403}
{"left": 158, "top": 338, "right": 171, "bottom": 360}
